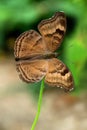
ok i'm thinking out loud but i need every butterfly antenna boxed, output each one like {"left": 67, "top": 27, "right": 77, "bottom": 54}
{"left": 66, "top": 43, "right": 74, "bottom": 48}
{"left": 63, "top": 57, "right": 75, "bottom": 66}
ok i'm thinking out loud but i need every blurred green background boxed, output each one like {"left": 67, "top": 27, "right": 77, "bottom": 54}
{"left": 0, "top": 0, "right": 87, "bottom": 130}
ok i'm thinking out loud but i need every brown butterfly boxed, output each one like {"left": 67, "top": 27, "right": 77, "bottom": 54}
{"left": 14, "top": 12, "right": 74, "bottom": 91}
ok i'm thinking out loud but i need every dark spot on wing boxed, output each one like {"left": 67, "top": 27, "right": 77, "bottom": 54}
{"left": 61, "top": 68, "right": 69, "bottom": 76}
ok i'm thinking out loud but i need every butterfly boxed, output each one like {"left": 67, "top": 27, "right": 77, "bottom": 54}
{"left": 14, "top": 12, "right": 74, "bottom": 91}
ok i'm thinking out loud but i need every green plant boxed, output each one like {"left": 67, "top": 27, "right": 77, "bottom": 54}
{"left": 30, "top": 79, "right": 44, "bottom": 130}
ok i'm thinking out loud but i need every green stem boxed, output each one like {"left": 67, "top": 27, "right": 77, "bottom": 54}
{"left": 30, "top": 79, "right": 44, "bottom": 130}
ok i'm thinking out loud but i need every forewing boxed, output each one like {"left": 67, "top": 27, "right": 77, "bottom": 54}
{"left": 45, "top": 58, "right": 74, "bottom": 91}
{"left": 16, "top": 59, "right": 48, "bottom": 83}
{"left": 38, "top": 12, "right": 66, "bottom": 52}
{"left": 14, "top": 30, "right": 47, "bottom": 59}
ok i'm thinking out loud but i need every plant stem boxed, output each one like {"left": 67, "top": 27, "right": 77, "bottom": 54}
{"left": 30, "top": 79, "right": 44, "bottom": 130}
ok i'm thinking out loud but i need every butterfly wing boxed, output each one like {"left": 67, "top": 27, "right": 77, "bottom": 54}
{"left": 45, "top": 58, "right": 74, "bottom": 91}
{"left": 16, "top": 59, "right": 48, "bottom": 83}
{"left": 38, "top": 12, "right": 66, "bottom": 52}
{"left": 14, "top": 30, "right": 47, "bottom": 59}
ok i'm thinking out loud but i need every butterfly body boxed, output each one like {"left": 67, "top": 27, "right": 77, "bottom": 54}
{"left": 15, "top": 52, "right": 59, "bottom": 62}
{"left": 14, "top": 12, "right": 74, "bottom": 91}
